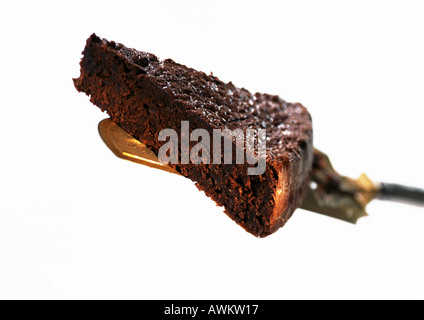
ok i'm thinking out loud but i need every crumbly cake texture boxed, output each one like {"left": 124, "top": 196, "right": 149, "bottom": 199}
{"left": 74, "top": 34, "right": 313, "bottom": 237}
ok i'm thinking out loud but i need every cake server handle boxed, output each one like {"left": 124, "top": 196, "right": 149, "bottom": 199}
{"left": 378, "top": 183, "right": 424, "bottom": 206}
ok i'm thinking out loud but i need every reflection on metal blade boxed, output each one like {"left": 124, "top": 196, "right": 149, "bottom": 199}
{"left": 98, "top": 118, "right": 378, "bottom": 223}
{"left": 98, "top": 119, "right": 181, "bottom": 175}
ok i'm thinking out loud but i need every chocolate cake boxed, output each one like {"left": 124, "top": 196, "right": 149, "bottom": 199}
{"left": 74, "top": 34, "right": 313, "bottom": 237}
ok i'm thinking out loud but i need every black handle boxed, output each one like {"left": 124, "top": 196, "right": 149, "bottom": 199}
{"left": 378, "top": 183, "right": 424, "bottom": 207}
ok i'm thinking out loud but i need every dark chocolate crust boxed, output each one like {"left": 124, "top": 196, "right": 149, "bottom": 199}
{"left": 74, "top": 34, "right": 313, "bottom": 237}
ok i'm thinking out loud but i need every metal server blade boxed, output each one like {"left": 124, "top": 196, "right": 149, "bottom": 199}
{"left": 98, "top": 118, "right": 424, "bottom": 223}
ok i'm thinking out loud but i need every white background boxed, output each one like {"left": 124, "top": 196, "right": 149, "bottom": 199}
{"left": 0, "top": 0, "right": 423, "bottom": 300}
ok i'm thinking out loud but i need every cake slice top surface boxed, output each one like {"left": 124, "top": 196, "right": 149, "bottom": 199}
{"left": 88, "top": 34, "right": 312, "bottom": 164}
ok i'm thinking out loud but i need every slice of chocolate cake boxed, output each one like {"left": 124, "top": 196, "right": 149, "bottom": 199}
{"left": 74, "top": 34, "right": 313, "bottom": 237}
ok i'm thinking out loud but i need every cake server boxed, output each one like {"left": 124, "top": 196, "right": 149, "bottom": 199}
{"left": 98, "top": 118, "right": 424, "bottom": 223}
